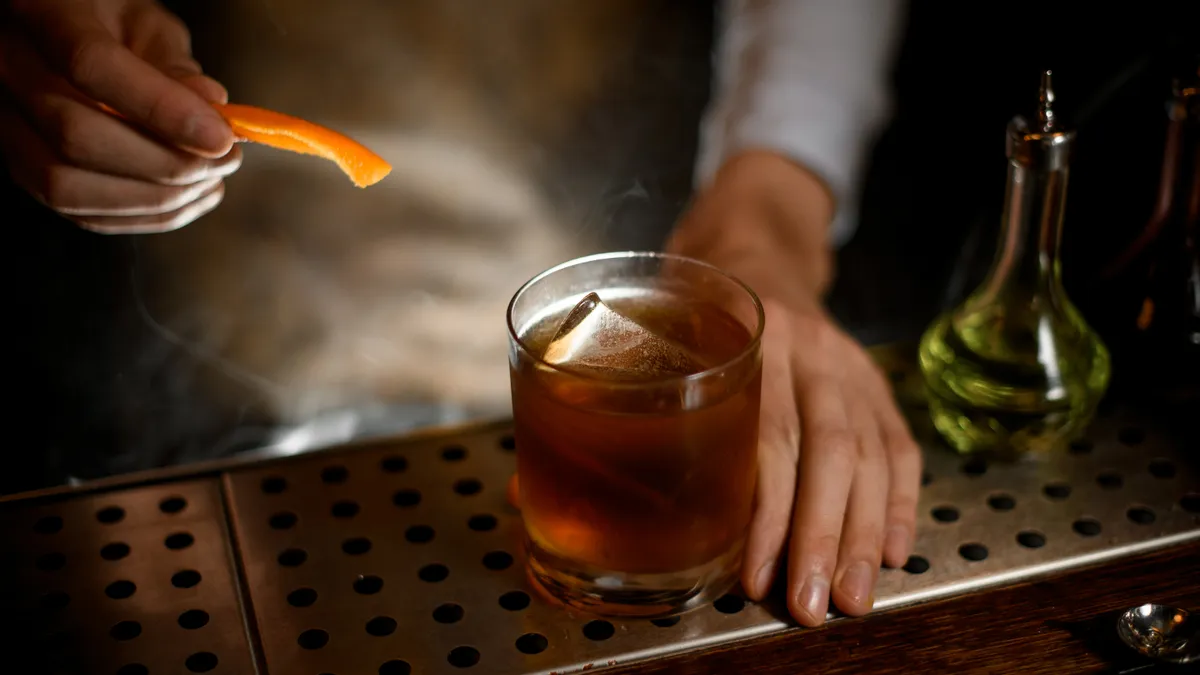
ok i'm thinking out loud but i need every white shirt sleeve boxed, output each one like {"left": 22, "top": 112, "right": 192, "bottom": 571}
{"left": 695, "top": 0, "right": 905, "bottom": 247}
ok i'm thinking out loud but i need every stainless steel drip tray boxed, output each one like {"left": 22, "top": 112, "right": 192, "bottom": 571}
{"left": 2, "top": 390, "right": 1199, "bottom": 674}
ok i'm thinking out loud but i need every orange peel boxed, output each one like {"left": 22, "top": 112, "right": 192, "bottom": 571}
{"left": 212, "top": 103, "right": 392, "bottom": 188}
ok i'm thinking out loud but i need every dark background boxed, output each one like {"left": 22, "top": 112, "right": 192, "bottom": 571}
{"left": 2, "top": 0, "right": 1198, "bottom": 494}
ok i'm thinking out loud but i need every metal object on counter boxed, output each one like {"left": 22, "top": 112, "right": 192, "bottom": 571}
{"left": 2, "top": 346, "right": 1199, "bottom": 675}
{"left": 1118, "top": 604, "right": 1198, "bottom": 664}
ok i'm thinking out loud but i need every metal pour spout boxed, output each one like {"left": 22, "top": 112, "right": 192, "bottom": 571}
{"left": 1038, "top": 70, "right": 1056, "bottom": 132}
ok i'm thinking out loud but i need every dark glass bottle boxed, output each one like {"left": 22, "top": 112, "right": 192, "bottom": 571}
{"left": 1100, "top": 68, "right": 1200, "bottom": 398}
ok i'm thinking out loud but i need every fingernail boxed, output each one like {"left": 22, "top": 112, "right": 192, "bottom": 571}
{"left": 798, "top": 574, "right": 829, "bottom": 621}
{"left": 188, "top": 113, "right": 231, "bottom": 154}
{"left": 753, "top": 560, "right": 775, "bottom": 596}
{"left": 885, "top": 526, "right": 910, "bottom": 561}
{"left": 839, "top": 561, "right": 874, "bottom": 607}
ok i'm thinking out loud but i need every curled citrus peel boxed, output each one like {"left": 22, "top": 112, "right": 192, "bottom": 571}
{"left": 212, "top": 103, "right": 392, "bottom": 188}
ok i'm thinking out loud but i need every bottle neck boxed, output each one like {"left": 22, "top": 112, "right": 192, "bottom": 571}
{"left": 983, "top": 161, "right": 1068, "bottom": 297}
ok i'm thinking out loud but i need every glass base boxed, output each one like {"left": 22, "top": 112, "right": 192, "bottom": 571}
{"left": 524, "top": 537, "right": 743, "bottom": 619}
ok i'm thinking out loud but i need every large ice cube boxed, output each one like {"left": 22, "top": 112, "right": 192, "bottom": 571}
{"left": 542, "top": 292, "right": 706, "bottom": 379}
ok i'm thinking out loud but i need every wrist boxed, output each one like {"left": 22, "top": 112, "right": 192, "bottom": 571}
{"left": 669, "top": 150, "right": 836, "bottom": 305}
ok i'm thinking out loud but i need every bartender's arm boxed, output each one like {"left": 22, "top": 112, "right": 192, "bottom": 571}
{"left": 667, "top": 0, "right": 918, "bottom": 626}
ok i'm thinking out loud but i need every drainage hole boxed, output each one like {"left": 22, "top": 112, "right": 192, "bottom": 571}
{"left": 434, "top": 603, "right": 464, "bottom": 624}
{"left": 39, "top": 591, "right": 70, "bottom": 611}
{"left": 499, "top": 435, "right": 516, "bottom": 451}
{"left": 482, "top": 551, "right": 513, "bottom": 571}
{"left": 714, "top": 595, "right": 745, "bottom": 614}
{"left": 109, "top": 620, "right": 142, "bottom": 641}
{"left": 366, "top": 616, "right": 397, "bottom": 637}
{"left": 1182, "top": 493, "right": 1200, "bottom": 513}
{"left": 331, "top": 500, "right": 360, "bottom": 518}
{"left": 419, "top": 563, "right": 449, "bottom": 583}
{"left": 172, "top": 569, "right": 201, "bottom": 588}
{"left": 269, "top": 512, "right": 298, "bottom": 529}
{"left": 454, "top": 478, "right": 483, "bottom": 496}
{"left": 468, "top": 514, "right": 497, "bottom": 532}
{"left": 261, "top": 476, "right": 287, "bottom": 494}
{"left": 447, "top": 646, "right": 480, "bottom": 668}
{"left": 515, "top": 632, "right": 548, "bottom": 655}
{"left": 342, "top": 537, "right": 372, "bottom": 555}
{"left": 321, "top": 465, "right": 349, "bottom": 484}
{"left": 651, "top": 616, "right": 681, "bottom": 627}
{"left": 498, "top": 590, "right": 530, "bottom": 611}
{"left": 178, "top": 609, "right": 210, "bottom": 630}
{"left": 931, "top": 506, "right": 959, "bottom": 523}
{"left": 1072, "top": 518, "right": 1102, "bottom": 536}
{"left": 101, "top": 542, "right": 131, "bottom": 561}
{"left": 1068, "top": 439, "right": 1093, "bottom": 455}
{"left": 354, "top": 575, "right": 384, "bottom": 595}
{"left": 297, "top": 629, "right": 329, "bottom": 650}
{"left": 277, "top": 548, "right": 308, "bottom": 567}
{"left": 381, "top": 455, "right": 408, "bottom": 473}
{"left": 1127, "top": 506, "right": 1156, "bottom": 525}
{"left": 185, "top": 652, "right": 218, "bottom": 673}
{"left": 379, "top": 660, "right": 412, "bottom": 675}
{"left": 36, "top": 552, "right": 66, "bottom": 571}
{"left": 1043, "top": 483, "right": 1072, "bottom": 500}
{"left": 105, "top": 580, "right": 136, "bottom": 599}
{"left": 164, "top": 532, "right": 194, "bottom": 550}
{"left": 1148, "top": 459, "right": 1177, "bottom": 479}
{"left": 958, "top": 543, "right": 988, "bottom": 561}
{"left": 405, "top": 525, "right": 435, "bottom": 544}
{"left": 287, "top": 588, "right": 318, "bottom": 607}
{"left": 987, "top": 494, "right": 1017, "bottom": 511}
{"left": 583, "top": 620, "right": 615, "bottom": 641}
{"left": 1096, "top": 472, "right": 1123, "bottom": 489}
{"left": 1118, "top": 427, "right": 1145, "bottom": 446}
{"left": 159, "top": 496, "right": 187, "bottom": 514}
{"left": 1016, "top": 531, "right": 1046, "bottom": 548}
{"left": 961, "top": 458, "right": 988, "bottom": 476}
{"left": 442, "top": 445, "right": 468, "bottom": 462}
{"left": 33, "top": 515, "right": 63, "bottom": 535}
{"left": 392, "top": 489, "right": 422, "bottom": 508}
{"left": 902, "top": 555, "right": 930, "bottom": 574}
{"left": 96, "top": 506, "right": 125, "bottom": 524}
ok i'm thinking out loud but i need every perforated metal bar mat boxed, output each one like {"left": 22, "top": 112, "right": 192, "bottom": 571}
{"left": 2, "top": 352, "right": 1199, "bottom": 675}
{"left": 0, "top": 479, "right": 258, "bottom": 675}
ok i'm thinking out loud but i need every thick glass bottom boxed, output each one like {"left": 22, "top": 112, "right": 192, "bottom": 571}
{"left": 524, "top": 536, "right": 743, "bottom": 619}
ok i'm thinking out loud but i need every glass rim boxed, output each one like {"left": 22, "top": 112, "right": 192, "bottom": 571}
{"left": 505, "top": 251, "right": 766, "bottom": 386}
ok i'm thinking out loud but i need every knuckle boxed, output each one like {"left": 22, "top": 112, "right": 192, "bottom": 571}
{"left": 161, "top": 159, "right": 205, "bottom": 185}
{"left": 67, "top": 39, "right": 114, "bottom": 89}
{"left": 799, "top": 532, "right": 842, "bottom": 561}
{"left": 51, "top": 109, "right": 93, "bottom": 165}
{"left": 37, "top": 165, "right": 73, "bottom": 210}
{"left": 810, "top": 429, "right": 857, "bottom": 464}
{"left": 892, "top": 492, "right": 916, "bottom": 523}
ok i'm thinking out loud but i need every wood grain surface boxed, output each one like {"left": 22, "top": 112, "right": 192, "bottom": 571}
{"left": 608, "top": 541, "right": 1200, "bottom": 675}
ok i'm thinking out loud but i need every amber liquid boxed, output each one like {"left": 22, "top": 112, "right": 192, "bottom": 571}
{"left": 511, "top": 288, "right": 760, "bottom": 614}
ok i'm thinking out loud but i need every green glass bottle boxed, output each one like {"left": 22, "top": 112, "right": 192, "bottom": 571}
{"left": 919, "top": 71, "right": 1111, "bottom": 456}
